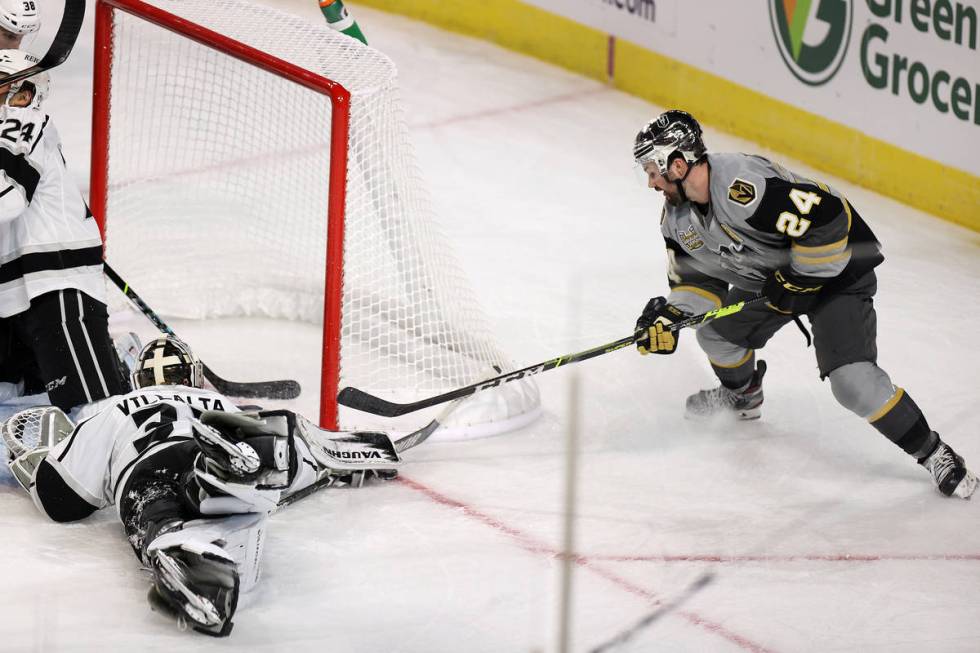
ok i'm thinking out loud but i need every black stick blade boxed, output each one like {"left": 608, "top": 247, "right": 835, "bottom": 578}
{"left": 337, "top": 386, "right": 411, "bottom": 417}
{"left": 203, "top": 365, "right": 301, "bottom": 400}
{"left": 0, "top": 0, "right": 85, "bottom": 87}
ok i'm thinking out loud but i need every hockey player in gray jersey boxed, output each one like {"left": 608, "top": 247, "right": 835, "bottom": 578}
{"left": 3, "top": 336, "right": 404, "bottom": 636}
{"left": 631, "top": 109, "right": 976, "bottom": 499}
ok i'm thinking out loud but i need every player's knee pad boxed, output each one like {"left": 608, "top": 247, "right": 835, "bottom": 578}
{"left": 696, "top": 323, "right": 750, "bottom": 367}
{"left": 829, "top": 362, "right": 894, "bottom": 419}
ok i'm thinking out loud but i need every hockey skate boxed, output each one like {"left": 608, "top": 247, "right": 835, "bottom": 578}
{"left": 147, "top": 538, "right": 240, "bottom": 637}
{"left": 685, "top": 361, "right": 767, "bottom": 420}
{"left": 919, "top": 440, "right": 978, "bottom": 499}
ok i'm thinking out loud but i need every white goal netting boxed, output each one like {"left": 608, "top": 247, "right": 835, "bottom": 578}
{"left": 97, "top": 0, "right": 539, "bottom": 435}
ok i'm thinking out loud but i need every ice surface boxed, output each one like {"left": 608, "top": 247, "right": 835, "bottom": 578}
{"left": 1, "top": 1, "right": 978, "bottom": 651}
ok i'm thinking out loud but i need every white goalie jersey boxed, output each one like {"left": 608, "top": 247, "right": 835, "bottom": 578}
{"left": 30, "top": 386, "right": 238, "bottom": 522}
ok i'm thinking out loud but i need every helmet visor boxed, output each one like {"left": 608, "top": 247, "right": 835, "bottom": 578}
{"left": 634, "top": 145, "right": 670, "bottom": 175}
{"left": 634, "top": 162, "right": 656, "bottom": 186}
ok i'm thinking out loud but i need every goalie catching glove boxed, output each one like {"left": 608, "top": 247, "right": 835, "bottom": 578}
{"left": 635, "top": 297, "right": 686, "bottom": 355}
{"left": 2, "top": 406, "right": 74, "bottom": 492}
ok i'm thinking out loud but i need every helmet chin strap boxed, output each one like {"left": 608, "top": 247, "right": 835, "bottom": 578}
{"left": 666, "top": 160, "right": 694, "bottom": 204}
{"left": 2, "top": 83, "right": 31, "bottom": 108}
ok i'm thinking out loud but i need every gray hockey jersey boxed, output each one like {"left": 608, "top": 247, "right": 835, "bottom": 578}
{"left": 0, "top": 105, "right": 105, "bottom": 317}
{"left": 661, "top": 152, "right": 883, "bottom": 316}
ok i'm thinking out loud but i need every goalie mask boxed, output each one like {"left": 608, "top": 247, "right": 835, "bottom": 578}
{"left": 0, "top": 48, "right": 48, "bottom": 108}
{"left": 633, "top": 109, "right": 706, "bottom": 176}
{"left": 133, "top": 337, "right": 204, "bottom": 389}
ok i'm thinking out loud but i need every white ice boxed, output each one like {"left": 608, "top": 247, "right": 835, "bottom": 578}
{"left": 2, "top": 2, "right": 979, "bottom": 651}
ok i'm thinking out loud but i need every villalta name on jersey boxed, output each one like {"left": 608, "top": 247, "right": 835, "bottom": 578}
{"left": 115, "top": 391, "right": 228, "bottom": 416}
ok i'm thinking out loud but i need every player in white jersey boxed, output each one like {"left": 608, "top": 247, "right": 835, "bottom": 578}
{"left": 631, "top": 109, "right": 976, "bottom": 500}
{"left": 0, "top": 0, "right": 40, "bottom": 49}
{"left": 3, "top": 336, "right": 402, "bottom": 636}
{"left": 0, "top": 49, "right": 130, "bottom": 414}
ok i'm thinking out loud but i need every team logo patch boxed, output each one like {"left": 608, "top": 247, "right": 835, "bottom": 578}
{"left": 727, "top": 178, "right": 757, "bottom": 206}
{"left": 678, "top": 225, "right": 704, "bottom": 251}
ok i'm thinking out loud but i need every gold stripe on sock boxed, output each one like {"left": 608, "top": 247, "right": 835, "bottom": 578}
{"left": 709, "top": 350, "right": 754, "bottom": 369}
{"left": 868, "top": 387, "right": 905, "bottom": 423}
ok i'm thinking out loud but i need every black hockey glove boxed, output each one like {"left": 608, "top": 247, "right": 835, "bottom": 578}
{"left": 635, "top": 297, "right": 686, "bottom": 355}
{"left": 762, "top": 268, "right": 824, "bottom": 315}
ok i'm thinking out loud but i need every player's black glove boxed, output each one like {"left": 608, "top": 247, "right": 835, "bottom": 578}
{"left": 635, "top": 297, "right": 686, "bottom": 355}
{"left": 762, "top": 268, "right": 824, "bottom": 314}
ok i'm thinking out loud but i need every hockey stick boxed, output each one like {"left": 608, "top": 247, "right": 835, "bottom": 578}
{"left": 103, "top": 262, "right": 302, "bottom": 400}
{"left": 337, "top": 296, "right": 769, "bottom": 417}
{"left": 0, "top": 0, "right": 85, "bottom": 87}
{"left": 276, "top": 399, "right": 462, "bottom": 509}
{"left": 392, "top": 398, "right": 463, "bottom": 453}
{"left": 588, "top": 572, "right": 715, "bottom": 653}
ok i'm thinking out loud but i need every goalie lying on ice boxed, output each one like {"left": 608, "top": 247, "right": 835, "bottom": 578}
{"left": 2, "top": 336, "right": 401, "bottom": 637}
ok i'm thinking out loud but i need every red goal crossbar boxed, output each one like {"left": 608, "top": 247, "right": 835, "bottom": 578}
{"left": 89, "top": 0, "right": 350, "bottom": 429}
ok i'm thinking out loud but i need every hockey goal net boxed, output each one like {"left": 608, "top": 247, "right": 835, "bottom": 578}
{"left": 90, "top": 0, "right": 540, "bottom": 436}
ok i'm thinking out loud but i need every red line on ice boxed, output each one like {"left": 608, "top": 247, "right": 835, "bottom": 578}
{"left": 397, "top": 475, "right": 778, "bottom": 653}
{"left": 591, "top": 553, "right": 980, "bottom": 563}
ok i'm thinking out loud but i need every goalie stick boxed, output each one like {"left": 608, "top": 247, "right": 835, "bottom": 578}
{"left": 0, "top": 0, "right": 85, "bottom": 87}
{"left": 337, "top": 296, "right": 769, "bottom": 417}
{"left": 276, "top": 399, "right": 462, "bottom": 509}
{"left": 103, "top": 262, "right": 302, "bottom": 400}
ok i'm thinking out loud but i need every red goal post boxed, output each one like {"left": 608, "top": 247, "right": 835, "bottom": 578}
{"left": 90, "top": 0, "right": 348, "bottom": 428}
{"left": 89, "top": 0, "right": 540, "bottom": 438}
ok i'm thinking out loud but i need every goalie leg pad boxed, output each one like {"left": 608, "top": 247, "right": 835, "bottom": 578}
{"left": 145, "top": 513, "right": 267, "bottom": 636}
{"left": 276, "top": 414, "right": 401, "bottom": 499}
{"left": 293, "top": 413, "right": 400, "bottom": 472}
